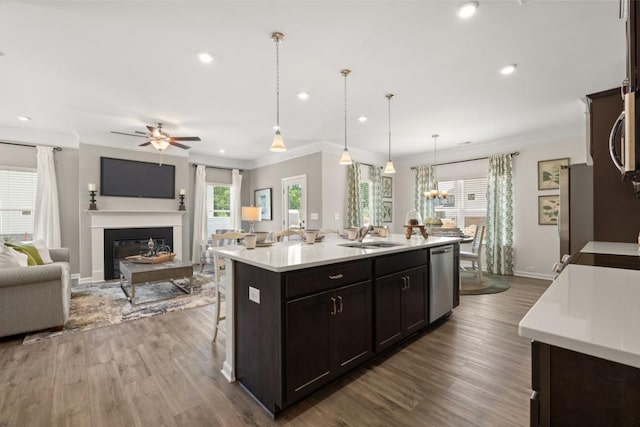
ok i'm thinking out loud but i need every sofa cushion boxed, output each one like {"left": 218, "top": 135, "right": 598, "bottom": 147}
{"left": 0, "top": 246, "right": 20, "bottom": 268}
{"left": 5, "top": 243, "right": 44, "bottom": 266}
{"left": 32, "top": 239, "right": 53, "bottom": 264}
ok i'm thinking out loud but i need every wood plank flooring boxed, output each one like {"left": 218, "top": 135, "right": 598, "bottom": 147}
{"left": 0, "top": 275, "right": 549, "bottom": 427}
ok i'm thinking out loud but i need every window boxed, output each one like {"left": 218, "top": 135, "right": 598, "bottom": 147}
{"left": 360, "top": 179, "right": 372, "bottom": 226}
{"left": 434, "top": 177, "right": 487, "bottom": 235}
{"left": 206, "top": 183, "right": 232, "bottom": 237}
{"left": 0, "top": 168, "right": 37, "bottom": 241}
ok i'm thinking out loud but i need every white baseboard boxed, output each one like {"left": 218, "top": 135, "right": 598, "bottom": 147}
{"left": 78, "top": 276, "right": 95, "bottom": 285}
{"left": 513, "top": 270, "right": 554, "bottom": 281}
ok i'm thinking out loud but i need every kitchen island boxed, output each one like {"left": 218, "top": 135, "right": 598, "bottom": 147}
{"left": 213, "top": 234, "right": 461, "bottom": 415}
{"left": 519, "top": 242, "right": 640, "bottom": 426}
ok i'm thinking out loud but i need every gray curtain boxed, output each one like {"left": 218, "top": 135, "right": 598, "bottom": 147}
{"left": 414, "top": 165, "right": 436, "bottom": 221}
{"left": 369, "top": 165, "right": 383, "bottom": 225}
{"left": 347, "top": 162, "right": 362, "bottom": 227}
{"left": 486, "top": 154, "right": 514, "bottom": 275}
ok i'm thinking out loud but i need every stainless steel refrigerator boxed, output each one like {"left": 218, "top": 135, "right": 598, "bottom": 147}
{"left": 559, "top": 163, "right": 594, "bottom": 260}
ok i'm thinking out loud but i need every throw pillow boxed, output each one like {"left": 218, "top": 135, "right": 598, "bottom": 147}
{"left": 9, "top": 247, "right": 28, "bottom": 267}
{"left": 0, "top": 246, "right": 20, "bottom": 268}
{"left": 32, "top": 239, "right": 53, "bottom": 264}
{"left": 5, "top": 243, "right": 44, "bottom": 266}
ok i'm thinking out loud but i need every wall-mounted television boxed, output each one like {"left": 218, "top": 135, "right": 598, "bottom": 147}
{"left": 100, "top": 157, "right": 175, "bottom": 199}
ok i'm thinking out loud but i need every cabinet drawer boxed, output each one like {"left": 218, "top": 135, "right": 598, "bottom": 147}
{"left": 374, "top": 249, "right": 427, "bottom": 278}
{"left": 285, "top": 260, "right": 371, "bottom": 299}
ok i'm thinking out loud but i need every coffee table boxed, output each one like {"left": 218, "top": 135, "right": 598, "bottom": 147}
{"left": 119, "top": 258, "right": 193, "bottom": 305}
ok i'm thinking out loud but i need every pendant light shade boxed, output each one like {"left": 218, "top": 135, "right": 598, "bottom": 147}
{"left": 423, "top": 134, "right": 448, "bottom": 200}
{"left": 384, "top": 93, "right": 396, "bottom": 174}
{"left": 339, "top": 68, "right": 353, "bottom": 165}
{"left": 270, "top": 32, "right": 286, "bottom": 152}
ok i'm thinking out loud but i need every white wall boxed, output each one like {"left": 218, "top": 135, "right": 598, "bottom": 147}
{"left": 394, "top": 134, "right": 587, "bottom": 280}
{"left": 321, "top": 151, "right": 348, "bottom": 230}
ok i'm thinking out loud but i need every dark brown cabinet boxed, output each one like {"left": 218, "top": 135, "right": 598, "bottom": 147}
{"left": 285, "top": 281, "right": 372, "bottom": 404}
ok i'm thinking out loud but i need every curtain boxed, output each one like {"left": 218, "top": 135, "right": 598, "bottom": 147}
{"left": 191, "top": 165, "right": 207, "bottom": 263}
{"left": 369, "top": 165, "right": 383, "bottom": 225}
{"left": 486, "top": 154, "right": 514, "bottom": 275}
{"left": 33, "top": 146, "right": 61, "bottom": 248}
{"left": 347, "top": 162, "right": 362, "bottom": 227}
{"left": 414, "top": 165, "right": 435, "bottom": 221}
{"left": 231, "top": 169, "right": 242, "bottom": 231}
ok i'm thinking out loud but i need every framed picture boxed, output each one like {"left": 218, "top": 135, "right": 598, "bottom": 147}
{"left": 382, "top": 176, "right": 393, "bottom": 198}
{"left": 382, "top": 201, "right": 392, "bottom": 222}
{"left": 254, "top": 188, "right": 272, "bottom": 221}
{"left": 538, "top": 158, "right": 569, "bottom": 190}
{"left": 538, "top": 195, "right": 559, "bottom": 225}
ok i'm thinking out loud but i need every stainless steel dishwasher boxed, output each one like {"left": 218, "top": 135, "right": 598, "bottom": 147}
{"left": 429, "top": 245, "right": 454, "bottom": 323}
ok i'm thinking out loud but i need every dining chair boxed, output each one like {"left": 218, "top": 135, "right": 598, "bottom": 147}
{"left": 460, "top": 225, "right": 485, "bottom": 282}
{"left": 212, "top": 231, "right": 246, "bottom": 342}
{"left": 273, "top": 229, "right": 302, "bottom": 242}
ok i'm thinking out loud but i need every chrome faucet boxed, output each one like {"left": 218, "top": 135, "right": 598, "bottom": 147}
{"left": 356, "top": 225, "right": 374, "bottom": 242}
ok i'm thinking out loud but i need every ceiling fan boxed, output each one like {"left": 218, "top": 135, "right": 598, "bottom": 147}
{"left": 111, "top": 122, "right": 201, "bottom": 151}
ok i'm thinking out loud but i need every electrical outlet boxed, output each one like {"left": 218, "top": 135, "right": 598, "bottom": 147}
{"left": 334, "top": 213, "right": 340, "bottom": 220}
{"left": 249, "top": 286, "right": 260, "bottom": 304}
{"left": 310, "top": 213, "right": 318, "bottom": 220}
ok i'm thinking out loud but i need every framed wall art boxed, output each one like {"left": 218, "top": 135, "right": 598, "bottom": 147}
{"left": 538, "top": 195, "right": 559, "bottom": 225}
{"left": 254, "top": 188, "right": 272, "bottom": 221}
{"left": 538, "top": 158, "right": 569, "bottom": 190}
{"left": 382, "top": 201, "right": 392, "bottom": 222}
{"left": 382, "top": 176, "right": 393, "bottom": 198}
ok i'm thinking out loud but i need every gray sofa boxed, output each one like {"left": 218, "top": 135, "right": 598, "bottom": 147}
{"left": 0, "top": 248, "right": 71, "bottom": 338}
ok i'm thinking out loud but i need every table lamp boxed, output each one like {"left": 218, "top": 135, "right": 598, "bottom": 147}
{"left": 242, "top": 206, "right": 261, "bottom": 233}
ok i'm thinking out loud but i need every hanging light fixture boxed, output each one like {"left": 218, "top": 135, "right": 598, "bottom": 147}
{"left": 339, "top": 69, "right": 353, "bottom": 165}
{"left": 424, "top": 134, "right": 448, "bottom": 200}
{"left": 270, "top": 32, "right": 286, "bottom": 152}
{"left": 383, "top": 93, "right": 396, "bottom": 174}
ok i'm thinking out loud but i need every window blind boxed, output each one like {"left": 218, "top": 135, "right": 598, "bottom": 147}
{"left": 0, "top": 169, "right": 37, "bottom": 238}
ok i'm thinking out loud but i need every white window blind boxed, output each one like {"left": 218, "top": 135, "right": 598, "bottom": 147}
{"left": 435, "top": 177, "right": 487, "bottom": 231}
{"left": 206, "top": 183, "right": 233, "bottom": 237}
{"left": 0, "top": 169, "right": 37, "bottom": 240}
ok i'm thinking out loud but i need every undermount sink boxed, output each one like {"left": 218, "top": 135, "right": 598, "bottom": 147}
{"left": 339, "top": 241, "right": 404, "bottom": 249}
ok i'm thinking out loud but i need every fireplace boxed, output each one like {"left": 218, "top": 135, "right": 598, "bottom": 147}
{"left": 104, "top": 227, "right": 173, "bottom": 280}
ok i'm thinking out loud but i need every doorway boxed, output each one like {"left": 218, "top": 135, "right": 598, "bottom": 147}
{"left": 282, "top": 175, "right": 307, "bottom": 230}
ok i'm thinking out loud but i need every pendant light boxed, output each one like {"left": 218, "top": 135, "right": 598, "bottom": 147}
{"left": 270, "top": 32, "right": 286, "bottom": 152}
{"left": 339, "top": 69, "right": 353, "bottom": 165}
{"left": 383, "top": 93, "right": 396, "bottom": 174}
{"left": 424, "top": 134, "right": 448, "bottom": 200}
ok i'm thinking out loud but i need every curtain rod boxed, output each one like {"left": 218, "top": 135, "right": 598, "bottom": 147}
{"left": 357, "top": 161, "right": 383, "bottom": 169}
{"left": 0, "top": 141, "right": 62, "bottom": 151}
{"left": 190, "top": 163, "right": 243, "bottom": 172}
{"left": 410, "top": 151, "right": 519, "bottom": 170}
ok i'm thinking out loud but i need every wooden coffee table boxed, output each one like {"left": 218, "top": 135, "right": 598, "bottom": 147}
{"left": 119, "top": 258, "right": 193, "bottom": 305}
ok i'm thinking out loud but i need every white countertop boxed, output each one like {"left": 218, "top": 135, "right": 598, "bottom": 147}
{"left": 580, "top": 241, "right": 640, "bottom": 257}
{"left": 519, "top": 264, "right": 640, "bottom": 369}
{"left": 212, "top": 234, "right": 460, "bottom": 272}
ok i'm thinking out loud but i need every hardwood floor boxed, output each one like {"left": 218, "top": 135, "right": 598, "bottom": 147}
{"left": 0, "top": 275, "right": 549, "bottom": 427}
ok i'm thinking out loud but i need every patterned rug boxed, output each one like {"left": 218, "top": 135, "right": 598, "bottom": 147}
{"left": 22, "top": 272, "right": 216, "bottom": 345}
{"left": 460, "top": 270, "right": 510, "bottom": 295}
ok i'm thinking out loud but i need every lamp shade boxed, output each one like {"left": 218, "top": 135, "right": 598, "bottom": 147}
{"left": 242, "top": 206, "right": 262, "bottom": 222}
{"left": 384, "top": 160, "right": 396, "bottom": 174}
{"left": 270, "top": 130, "right": 286, "bottom": 152}
{"left": 339, "top": 149, "right": 353, "bottom": 165}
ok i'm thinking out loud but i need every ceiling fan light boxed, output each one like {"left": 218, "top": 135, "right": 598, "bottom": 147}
{"left": 384, "top": 160, "right": 396, "bottom": 174}
{"left": 270, "top": 130, "right": 286, "bottom": 152}
{"left": 150, "top": 139, "right": 170, "bottom": 150}
{"left": 339, "top": 148, "right": 353, "bottom": 165}
{"left": 457, "top": 1, "right": 479, "bottom": 19}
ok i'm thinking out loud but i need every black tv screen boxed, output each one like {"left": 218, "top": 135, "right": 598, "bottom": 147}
{"left": 100, "top": 157, "right": 175, "bottom": 199}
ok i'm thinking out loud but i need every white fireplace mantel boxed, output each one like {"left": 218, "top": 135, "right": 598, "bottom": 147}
{"left": 88, "top": 210, "right": 187, "bottom": 282}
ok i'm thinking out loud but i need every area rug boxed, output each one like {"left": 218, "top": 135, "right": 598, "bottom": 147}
{"left": 460, "top": 270, "right": 510, "bottom": 295}
{"left": 22, "top": 272, "right": 216, "bottom": 345}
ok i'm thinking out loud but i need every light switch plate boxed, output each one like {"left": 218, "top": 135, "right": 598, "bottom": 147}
{"left": 334, "top": 213, "right": 340, "bottom": 220}
{"left": 249, "top": 286, "right": 260, "bottom": 304}
{"left": 310, "top": 213, "right": 319, "bottom": 220}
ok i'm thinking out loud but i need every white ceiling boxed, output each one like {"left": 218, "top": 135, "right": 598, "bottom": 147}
{"left": 0, "top": 1, "right": 626, "bottom": 164}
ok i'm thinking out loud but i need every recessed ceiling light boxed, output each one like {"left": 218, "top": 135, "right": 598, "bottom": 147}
{"left": 297, "top": 92, "right": 309, "bottom": 100}
{"left": 457, "top": 1, "right": 479, "bottom": 19}
{"left": 219, "top": 149, "right": 225, "bottom": 154}
{"left": 358, "top": 116, "right": 368, "bottom": 123}
{"left": 17, "top": 116, "right": 31, "bottom": 122}
{"left": 198, "top": 52, "right": 214, "bottom": 64}
{"left": 500, "top": 64, "right": 517, "bottom": 75}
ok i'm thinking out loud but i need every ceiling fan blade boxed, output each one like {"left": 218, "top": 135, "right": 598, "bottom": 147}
{"left": 111, "top": 131, "right": 148, "bottom": 138}
{"left": 170, "top": 141, "right": 191, "bottom": 150}
{"left": 138, "top": 141, "right": 152, "bottom": 146}
{"left": 146, "top": 125, "right": 157, "bottom": 133}
{"left": 171, "top": 136, "right": 201, "bottom": 141}
{"left": 134, "top": 130, "right": 148, "bottom": 135}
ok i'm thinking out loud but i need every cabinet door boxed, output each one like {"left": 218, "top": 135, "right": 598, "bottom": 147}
{"left": 285, "top": 289, "right": 333, "bottom": 404}
{"left": 374, "top": 272, "right": 404, "bottom": 352}
{"left": 402, "top": 266, "right": 427, "bottom": 334}
{"left": 334, "top": 281, "right": 372, "bottom": 376}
